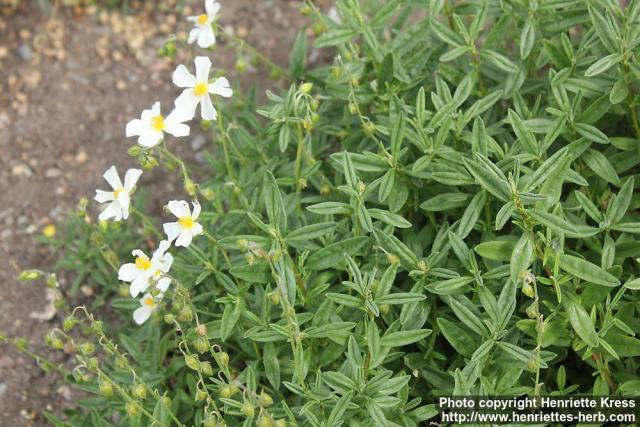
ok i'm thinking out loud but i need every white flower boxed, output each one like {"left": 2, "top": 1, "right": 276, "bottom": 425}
{"left": 133, "top": 292, "right": 162, "bottom": 325}
{"left": 163, "top": 200, "right": 203, "bottom": 247}
{"left": 173, "top": 56, "right": 232, "bottom": 121}
{"left": 187, "top": 0, "right": 220, "bottom": 48}
{"left": 94, "top": 166, "right": 142, "bottom": 221}
{"left": 125, "top": 102, "right": 190, "bottom": 148}
{"left": 118, "top": 240, "right": 174, "bottom": 297}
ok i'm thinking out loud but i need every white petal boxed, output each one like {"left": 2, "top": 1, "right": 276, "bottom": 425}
{"left": 191, "top": 222, "right": 203, "bottom": 237}
{"left": 156, "top": 277, "right": 171, "bottom": 292}
{"left": 103, "top": 166, "right": 122, "bottom": 190}
{"left": 99, "top": 201, "right": 121, "bottom": 221}
{"left": 133, "top": 306, "right": 152, "bottom": 325}
{"left": 118, "top": 193, "right": 130, "bottom": 220}
{"left": 173, "top": 64, "right": 196, "bottom": 88}
{"left": 125, "top": 119, "right": 146, "bottom": 137}
{"left": 192, "top": 202, "right": 201, "bottom": 219}
{"left": 167, "top": 200, "right": 190, "bottom": 218}
{"left": 187, "top": 27, "right": 200, "bottom": 44}
{"left": 94, "top": 189, "right": 115, "bottom": 203}
{"left": 161, "top": 252, "right": 174, "bottom": 272}
{"left": 200, "top": 95, "right": 217, "bottom": 121}
{"left": 163, "top": 222, "right": 181, "bottom": 242}
{"left": 118, "top": 263, "right": 138, "bottom": 282}
{"left": 174, "top": 90, "right": 200, "bottom": 119}
{"left": 124, "top": 169, "right": 143, "bottom": 191}
{"left": 205, "top": 0, "right": 220, "bottom": 16}
{"left": 175, "top": 230, "right": 193, "bottom": 247}
{"left": 138, "top": 130, "right": 164, "bottom": 148}
{"left": 140, "top": 106, "right": 155, "bottom": 121}
{"left": 197, "top": 25, "right": 216, "bottom": 48}
{"left": 130, "top": 276, "right": 150, "bottom": 297}
{"left": 132, "top": 249, "right": 147, "bottom": 258}
{"left": 150, "top": 102, "right": 161, "bottom": 116}
{"left": 209, "top": 77, "right": 232, "bottom": 98}
{"left": 194, "top": 56, "right": 212, "bottom": 82}
{"left": 164, "top": 122, "right": 190, "bottom": 138}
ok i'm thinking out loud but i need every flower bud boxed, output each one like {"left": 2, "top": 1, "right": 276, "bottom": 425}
{"left": 522, "top": 282, "right": 535, "bottom": 299}
{"left": 200, "top": 187, "right": 215, "bottom": 201}
{"left": 87, "top": 357, "right": 99, "bottom": 371}
{"left": 300, "top": 4, "right": 312, "bottom": 15}
{"left": 387, "top": 254, "right": 400, "bottom": 264}
{"left": 99, "top": 379, "right": 114, "bottom": 397}
{"left": 242, "top": 400, "right": 255, "bottom": 417}
{"left": 218, "top": 385, "right": 232, "bottom": 398}
{"left": 184, "top": 179, "right": 197, "bottom": 197}
{"left": 164, "top": 314, "right": 175, "bottom": 324}
{"left": 257, "top": 416, "right": 274, "bottom": 427}
{"left": 348, "top": 102, "right": 358, "bottom": 114}
{"left": 235, "top": 57, "right": 247, "bottom": 73}
{"left": 218, "top": 351, "right": 230, "bottom": 367}
{"left": 203, "top": 417, "right": 219, "bottom": 427}
{"left": 118, "top": 284, "right": 130, "bottom": 297}
{"left": 63, "top": 316, "right": 77, "bottom": 332}
{"left": 380, "top": 304, "right": 390, "bottom": 315}
{"left": 178, "top": 306, "right": 193, "bottom": 322}
{"left": 320, "top": 184, "right": 331, "bottom": 196}
{"left": 200, "top": 361, "right": 213, "bottom": 376}
{"left": 300, "top": 82, "right": 313, "bottom": 94}
{"left": 125, "top": 402, "right": 140, "bottom": 417}
{"left": 274, "top": 420, "right": 287, "bottom": 427}
{"left": 229, "top": 383, "right": 240, "bottom": 396}
{"left": 127, "top": 145, "right": 142, "bottom": 157}
{"left": 525, "top": 302, "right": 539, "bottom": 319}
{"left": 258, "top": 391, "right": 273, "bottom": 407}
{"left": 357, "top": 181, "right": 366, "bottom": 195}
{"left": 115, "top": 355, "right": 129, "bottom": 369}
{"left": 91, "top": 321, "right": 104, "bottom": 335}
{"left": 196, "top": 323, "right": 208, "bottom": 337}
{"left": 132, "top": 384, "right": 147, "bottom": 399}
{"left": 161, "top": 396, "right": 172, "bottom": 407}
{"left": 80, "top": 342, "right": 95, "bottom": 355}
{"left": 363, "top": 121, "right": 376, "bottom": 137}
{"left": 195, "top": 389, "right": 208, "bottom": 401}
{"left": 194, "top": 337, "right": 209, "bottom": 354}
{"left": 312, "top": 22, "right": 325, "bottom": 36}
{"left": 51, "top": 337, "right": 64, "bottom": 350}
{"left": 267, "top": 291, "right": 280, "bottom": 305}
{"left": 185, "top": 355, "right": 200, "bottom": 371}
{"left": 18, "top": 270, "right": 41, "bottom": 281}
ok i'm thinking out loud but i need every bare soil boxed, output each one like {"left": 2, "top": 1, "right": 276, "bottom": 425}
{"left": 0, "top": 0, "right": 323, "bottom": 424}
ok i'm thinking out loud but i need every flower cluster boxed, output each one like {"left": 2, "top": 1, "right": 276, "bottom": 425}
{"left": 94, "top": 0, "right": 230, "bottom": 324}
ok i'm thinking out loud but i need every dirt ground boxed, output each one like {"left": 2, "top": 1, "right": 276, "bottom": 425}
{"left": 0, "top": 0, "right": 326, "bottom": 424}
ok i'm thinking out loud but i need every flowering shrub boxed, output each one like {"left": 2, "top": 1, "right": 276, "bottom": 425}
{"left": 7, "top": 0, "right": 640, "bottom": 425}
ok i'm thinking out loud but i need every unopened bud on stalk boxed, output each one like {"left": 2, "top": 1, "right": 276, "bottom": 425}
{"left": 242, "top": 400, "right": 255, "bottom": 417}
{"left": 274, "top": 420, "right": 287, "bottom": 427}
{"left": 525, "top": 302, "right": 539, "bottom": 319}
{"left": 300, "top": 4, "right": 312, "bottom": 15}
{"left": 300, "top": 82, "right": 313, "bottom": 94}
{"left": 99, "top": 379, "right": 114, "bottom": 397}
{"left": 218, "top": 351, "right": 230, "bottom": 367}
{"left": 257, "top": 416, "right": 274, "bottom": 427}
{"left": 196, "top": 324, "right": 208, "bottom": 337}
{"left": 348, "top": 102, "right": 358, "bottom": 114}
{"left": 161, "top": 396, "right": 172, "bottom": 407}
{"left": 203, "top": 417, "right": 218, "bottom": 427}
{"left": 522, "top": 282, "right": 535, "bottom": 298}
{"left": 80, "top": 342, "right": 95, "bottom": 355}
{"left": 125, "top": 402, "right": 140, "bottom": 417}
{"left": 118, "top": 284, "right": 130, "bottom": 297}
{"left": 51, "top": 337, "right": 64, "bottom": 350}
{"left": 184, "top": 179, "right": 197, "bottom": 197}
{"left": 194, "top": 337, "right": 209, "bottom": 354}
{"left": 200, "top": 361, "right": 213, "bottom": 376}
{"left": 357, "top": 181, "right": 366, "bottom": 195}
{"left": 195, "top": 389, "right": 208, "bottom": 401}
{"left": 235, "top": 57, "right": 247, "bottom": 73}
{"left": 320, "top": 184, "right": 331, "bottom": 195}
{"left": 218, "top": 385, "right": 232, "bottom": 398}
{"left": 87, "top": 357, "right": 99, "bottom": 371}
{"left": 363, "top": 121, "right": 376, "bottom": 137}
{"left": 178, "top": 306, "right": 193, "bottom": 322}
{"left": 164, "top": 314, "right": 175, "bottom": 324}
{"left": 54, "top": 298, "right": 65, "bottom": 309}
{"left": 18, "top": 270, "right": 41, "bottom": 281}
{"left": 380, "top": 304, "right": 390, "bottom": 315}
{"left": 267, "top": 291, "right": 280, "bottom": 305}
{"left": 115, "top": 355, "right": 129, "bottom": 369}
{"left": 132, "top": 384, "right": 147, "bottom": 399}
{"left": 63, "top": 316, "right": 77, "bottom": 332}
{"left": 258, "top": 391, "right": 273, "bottom": 407}
{"left": 201, "top": 187, "right": 215, "bottom": 201}
{"left": 185, "top": 354, "right": 199, "bottom": 371}
{"left": 91, "top": 321, "right": 104, "bottom": 335}
{"left": 127, "top": 145, "right": 142, "bottom": 157}
{"left": 312, "top": 22, "right": 325, "bottom": 36}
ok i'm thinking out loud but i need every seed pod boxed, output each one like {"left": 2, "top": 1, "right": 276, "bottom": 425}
{"left": 195, "top": 389, "right": 208, "bottom": 402}
{"left": 79, "top": 342, "right": 95, "bottom": 355}
{"left": 194, "top": 337, "right": 209, "bottom": 354}
{"left": 125, "top": 402, "right": 139, "bottom": 417}
{"left": 241, "top": 400, "right": 255, "bottom": 417}
{"left": 258, "top": 391, "right": 273, "bottom": 407}
{"left": 132, "top": 384, "right": 147, "bottom": 399}
{"left": 200, "top": 361, "right": 213, "bottom": 376}
{"left": 185, "top": 355, "right": 200, "bottom": 371}
{"left": 218, "top": 385, "right": 232, "bottom": 398}
{"left": 218, "top": 351, "right": 230, "bottom": 367}
{"left": 99, "top": 380, "right": 113, "bottom": 397}
{"left": 522, "top": 282, "right": 535, "bottom": 298}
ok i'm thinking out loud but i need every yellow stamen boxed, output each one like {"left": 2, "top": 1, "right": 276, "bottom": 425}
{"left": 178, "top": 216, "right": 195, "bottom": 229}
{"left": 143, "top": 296, "right": 155, "bottom": 307}
{"left": 151, "top": 115, "right": 165, "bottom": 131}
{"left": 113, "top": 187, "right": 125, "bottom": 199}
{"left": 194, "top": 82, "right": 208, "bottom": 97}
{"left": 135, "top": 256, "right": 152, "bottom": 270}
{"left": 197, "top": 14, "right": 208, "bottom": 26}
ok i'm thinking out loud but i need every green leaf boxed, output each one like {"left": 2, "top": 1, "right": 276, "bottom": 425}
{"left": 575, "top": 123, "right": 609, "bottom": 145}
{"left": 286, "top": 222, "right": 337, "bottom": 242}
{"left": 306, "top": 236, "right": 369, "bottom": 270}
{"left": 475, "top": 240, "right": 516, "bottom": 261}
{"left": 520, "top": 19, "right": 535, "bottom": 59}
{"left": 327, "top": 391, "right": 354, "bottom": 427}
{"left": 529, "top": 209, "right": 599, "bottom": 238}
{"left": 563, "top": 294, "right": 599, "bottom": 347}
{"left": 522, "top": 147, "right": 570, "bottom": 191}
{"left": 510, "top": 233, "right": 533, "bottom": 282}
{"left": 315, "top": 28, "right": 359, "bottom": 48}
{"left": 306, "top": 202, "right": 352, "bottom": 215}
{"left": 368, "top": 209, "right": 412, "bottom": 228}
{"left": 482, "top": 49, "right": 519, "bottom": 73}
{"left": 289, "top": 29, "right": 307, "bottom": 79}
{"left": 582, "top": 148, "right": 620, "bottom": 184}
{"left": 458, "top": 191, "right": 486, "bottom": 238}
{"left": 420, "top": 193, "right": 471, "bottom": 211}
{"left": 376, "top": 293, "right": 426, "bottom": 305}
{"left": 607, "top": 177, "right": 634, "bottom": 224}
{"left": 463, "top": 154, "right": 511, "bottom": 201}
{"left": 380, "top": 329, "right": 431, "bottom": 347}
{"left": 437, "top": 318, "right": 477, "bottom": 357}
{"left": 559, "top": 254, "right": 621, "bottom": 287}
{"left": 508, "top": 109, "right": 538, "bottom": 156}
{"left": 584, "top": 53, "right": 621, "bottom": 77}
{"left": 610, "top": 79, "right": 629, "bottom": 104}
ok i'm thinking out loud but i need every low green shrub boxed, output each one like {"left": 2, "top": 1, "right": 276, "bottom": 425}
{"left": 8, "top": 0, "right": 640, "bottom": 425}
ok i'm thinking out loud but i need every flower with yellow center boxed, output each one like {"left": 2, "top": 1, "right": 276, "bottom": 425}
{"left": 118, "top": 241, "right": 174, "bottom": 297}
{"left": 173, "top": 56, "right": 233, "bottom": 121}
{"left": 163, "top": 200, "right": 203, "bottom": 247}
{"left": 95, "top": 166, "right": 142, "bottom": 221}
{"left": 187, "top": 0, "right": 220, "bottom": 48}
{"left": 133, "top": 292, "right": 163, "bottom": 325}
{"left": 125, "top": 102, "right": 190, "bottom": 148}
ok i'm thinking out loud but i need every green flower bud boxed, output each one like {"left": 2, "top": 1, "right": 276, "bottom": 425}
{"left": 200, "top": 361, "right": 213, "bottom": 376}
{"left": 203, "top": 417, "right": 218, "bottom": 427}
{"left": 18, "top": 270, "right": 41, "bottom": 281}
{"left": 196, "top": 324, "right": 208, "bottom": 337}
{"left": 274, "top": 420, "right": 287, "bottom": 427}
{"left": 91, "top": 321, "right": 104, "bottom": 335}
{"left": 257, "top": 416, "right": 274, "bottom": 427}
{"left": 184, "top": 179, "right": 197, "bottom": 197}
{"left": 195, "top": 389, "right": 208, "bottom": 401}
{"left": 178, "top": 306, "right": 193, "bottom": 322}
{"left": 258, "top": 391, "right": 273, "bottom": 407}
{"left": 132, "top": 384, "right": 147, "bottom": 399}
{"left": 115, "top": 355, "right": 129, "bottom": 369}
{"left": 161, "top": 396, "right": 172, "bottom": 407}
{"left": 87, "top": 357, "right": 99, "bottom": 371}
{"left": 218, "top": 351, "right": 230, "bottom": 367}
{"left": 300, "top": 82, "right": 313, "bottom": 94}
{"left": 363, "top": 121, "right": 376, "bottom": 137}
{"left": 125, "top": 402, "right": 140, "bottom": 417}
{"left": 218, "top": 385, "right": 232, "bottom": 398}
{"left": 99, "top": 380, "right": 114, "bottom": 397}
{"left": 201, "top": 119, "right": 213, "bottom": 131}
{"left": 194, "top": 337, "right": 209, "bottom": 354}
{"left": 51, "top": 337, "right": 64, "bottom": 350}
{"left": 185, "top": 355, "right": 200, "bottom": 371}
{"left": 235, "top": 57, "right": 247, "bottom": 73}
{"left": 300, "top": 4, "right": 312, "bottom": 15}
{"left": 164, "top": 314, "right": 175, "bottom": 324}
{"left": 242, "top": 400, "right": 255, "bottom": 417}
{"left": 348, "top": 102, "right": 358, "bottom": 114}
{"left": 79, "top": 342, "right": 95, "bottom": 355}
{"left": 127, "top": 145, "right": 142, "bottom": 157}
{"left": 522, "top": 282, "right": 535, "bottom": 299}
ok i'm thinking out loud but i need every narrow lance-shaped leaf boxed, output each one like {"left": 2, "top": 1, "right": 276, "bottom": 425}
{"left": 559, "top": 254, "right": 620, "bottom": 287}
